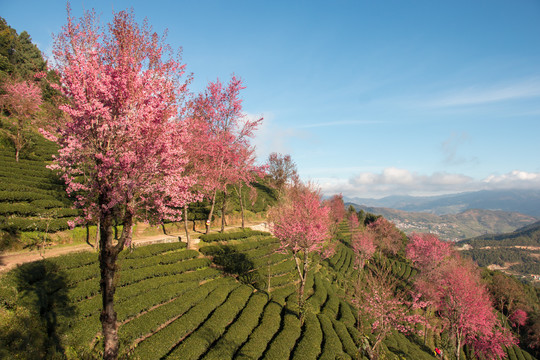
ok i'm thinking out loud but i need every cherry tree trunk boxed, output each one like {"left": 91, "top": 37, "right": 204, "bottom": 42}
{"left": 237, "top": 186, "right": 245, "bottom": 229}
{"left": 294, "top": 251, "right": 309, "bottom": 324}
{"left": 14, "top": 127, "right": 23, "bottom": 162}
{"left": 99, "top": 208, "right": 133, "bottom": 360}
{"left": 183, "top": 205, "right": 192, "bottom": 249}
{"left": 220, "top": 192, "right": 228, "bottom": 233}
{"left": 95, "top": 220, "right": 100, "bottom": 250}
{"left": 455, "top": 333, "right": 461, "bottom": 360}
{"left": 206, "top": 189, "right": 218, "bottom": 234}
{"left": 99, "top": 214, "right": 119, "bottom": 360}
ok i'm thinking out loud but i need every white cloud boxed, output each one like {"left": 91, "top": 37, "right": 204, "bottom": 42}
{"left": 250, "top": 112, "right": 309, "bottom": 162}
{"left": 483, "top": 171, "right": 540, "bottom": 188}
{"left": 318, "top": 168, "right": 540, "bottom": 198}
{"left": 425, "top": 78, "right": 540, "bottom": 107}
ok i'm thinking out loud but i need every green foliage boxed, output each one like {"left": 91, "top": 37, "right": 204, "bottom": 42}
{"left": 199, "top": 228, "right": 270, "bottom": 242}
{"left": 119, "top": 278, "right": 228, "bottom": 349}
{"left": 262, "top": 311, "right": 302, "bottom": 359}
{"left": 0, "top": 124, "right": 76, "bottom": 240}
{"left": 202, "top": 292, "right": 269, "bottom": 359}
{"left": 318, "top": 313, "right": 350, "bottom": 359}
{"left": 167, "top": 285, "right": 253, "bottom": 359}
{"left": 0, "top": 18, "right": 46, "bottom": 78}
{"left": 292, "top": 312, "right": 323, "bottom": 359}
{"left": 235, "top": 301, "right": 282, "bottom": 359}
{"left": 130, "top": 282, "right": 239, "bottom": 360}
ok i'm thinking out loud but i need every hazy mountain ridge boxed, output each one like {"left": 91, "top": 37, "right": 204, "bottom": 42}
{"left": 345, "top": 189, "right": 540, "bottom": 217}
{"left": 348, "top": 204, "right": 538, "bottom": 241}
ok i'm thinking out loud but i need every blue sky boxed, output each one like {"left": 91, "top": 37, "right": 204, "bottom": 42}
{"left": 2, "top": 0, "right": 540, "bottom": 198}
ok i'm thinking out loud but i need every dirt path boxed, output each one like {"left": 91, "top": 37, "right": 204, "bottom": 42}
{"left": 0, "top": 222, "right": 268, "bottom": 274}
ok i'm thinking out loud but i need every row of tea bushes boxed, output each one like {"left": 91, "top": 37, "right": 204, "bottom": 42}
{"left": 0, "top": 146, "right": 77, "bottom": 233}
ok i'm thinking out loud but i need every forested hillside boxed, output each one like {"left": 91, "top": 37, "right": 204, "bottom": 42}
{"left": 459, "top": 221, "right": 540, "bottom": 281}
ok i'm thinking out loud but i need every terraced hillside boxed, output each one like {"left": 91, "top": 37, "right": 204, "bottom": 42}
{"left": 1, "top": 225, "right": 535, "bottom": 359}
{"left": 0, "top": 120, "right": 78, "bottom": 247}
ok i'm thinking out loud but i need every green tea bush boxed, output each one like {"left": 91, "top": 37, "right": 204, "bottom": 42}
{"left": 118, "top": 249, "right": 198, "bottom": 270}
{"left": 202, "top": 292, "right": 269, "bottom": 360}
{"left": 270, "top": 284, "right": 297, "bottom": 302}
{"left": 292, "top": 312, "right": 323, "bottom": 360}
{"left": 318, "top": 313, "right": 349, "bottom": 360}
{"left": 321, "top": 282, "right": 340, "bottom": 318}
{"left": 507, "top": 345, "right": 519, "bottom": 360}
{"left": 117, "top": 280, "right": 199, "bottom": 322}
{"left": 235, "top": 301, "right": 283, "bottom": 360}
{"left": 119, "top": 279, "right": 228, "bottom": 347}
{"left": 120, "top": 242, "right": 186, "bottom": 259}
{"left": 251, "top": 251, "right": 288, "bottom": 267}
{"left": 331, "top": 317, "right": 358, "bottom": 358}
{"left": 337, "top": 300, "right": 356, "bottom": 327}
{"left": 130, "top": 282, "right": 238, "bottom": 360}
{"left": 118, "top": 258, "right": 211, "bottom": 286}
{"left": 259, "top": 258, "right": 295, "bottom": 277}
{"left": 262, "top": 312, "right": 301, "bottom": 359}
{"left": 48, "top": 251, "right": 97, "bottom": 270}
{"left": 268, "top": 272, "right": 295, "bottom": 288}
{"left": 30, "top": 199, "right": 68, "bottom": 209}
{"left": 199, "top": 229, "right": 270, "bottom": 242}
{"left": 64, "top": 263, "right": 99, "bottom": 285}
{"left": 127, "top": 265, "right": 218, "bottom": 303}
{"left": 67, "top": 277, "right": 99, "bottom": 302}
{"left": 0, "top": 190, "right": 54, "bottom": 202}
{"left": 167, "top": 285, "right": 253, "bottom": 360}
{"left": 306, "top": 273, "right": 327, "bottom": 313}
{"left": 0, "top": 202, "right": 39, "bottom": 216}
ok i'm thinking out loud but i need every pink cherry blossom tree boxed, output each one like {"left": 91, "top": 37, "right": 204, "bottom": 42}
{"left": 348, "top": 211, "right": 359, "bottom": 232}
{"left": 189, "top": 76, "right": 262, "bottom": 234}
{"left": 406, "top": 232, "right": 453, "bottom": 273}
{"left": 351, "top": 229, "right": 376, "bottom": 272}
{"left": 353, "top": 265, "right": 427, "bottom": 359}
{"left": 51, "top": 8, "right": 194, "bottom": 359}
{"left": 268, "top": 182, "right": 331, "bottom": 321}
{"left": 368, "top": 217, "right": 403, "bottom": 256}
{"left": 407, "top": 234, "right": 516, "bottom": 360}
{"left": 0, "top": 78, "right": 42, "bottom": 161}
{"left": 325, "top": 194, "right": 346, "bottom": 235}
{"left": 509, "top": 309, "right": 528, "bottom": 332}
{"left": 230, "top": 145, "right": 266, "bottom": 229}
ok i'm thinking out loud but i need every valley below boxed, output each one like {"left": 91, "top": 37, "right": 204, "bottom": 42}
{"left": 350, "top": 205, "right": 538, "bottom": 241}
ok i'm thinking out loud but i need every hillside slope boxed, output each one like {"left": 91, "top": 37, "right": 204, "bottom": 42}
{"left": 351, "top": 204, "right": 537, "bottom": 241}
{"left": 459, "top": 221, "right": 540, "bottom": 282}
{"left": 0, "top": 117, "right": 79, "bottom": 250}
{"left": 346, "top": 189, "right": 540, "bottom": 217}
{"left": 0, "top": 230, "right": 437, "bottom": 360}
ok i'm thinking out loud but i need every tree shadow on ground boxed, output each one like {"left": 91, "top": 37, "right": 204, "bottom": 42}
{"left": 212, "top": 247, "right": 260, "bottom": 287}
{"left": 0, "top": 259, "right": 76, "bottom": 358}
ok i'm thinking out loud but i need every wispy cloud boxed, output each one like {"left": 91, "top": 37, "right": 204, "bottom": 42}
{"left": 425, "top": 78, "right": 540, "bottom": 107}
{"left": 318, "top": 167, "right": 540, "bottom": 198}
{"left": 440, "top": 132, "right": 478, "bottom": 166}
{"left": 251, "top": 112, "right": 309, "bottom": 162}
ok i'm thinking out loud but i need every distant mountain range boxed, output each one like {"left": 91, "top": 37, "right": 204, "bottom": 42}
{"left": 345, "top": 189, "right": 540, "bottom": 217}
{"left": 348, "top": 204, "right": 537, "bottom": 241}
